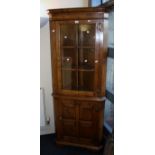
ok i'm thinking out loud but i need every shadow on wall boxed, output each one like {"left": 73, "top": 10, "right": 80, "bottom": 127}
{"left": 40, "top": 17, "right": 48, "bottom": 28}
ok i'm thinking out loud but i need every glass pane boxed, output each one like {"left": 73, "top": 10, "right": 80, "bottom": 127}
{"left": 60, "top": 24, "right": 76, "bottom": 46}
{"left": 78, "top": 24, "right": 95, "bottom": 47}
{"left": 78, "top": 48, "right": 95, "bottom": 70}
{"left": 62, "top": 70, "right": 77, "bottom": 90}
{"left": 78, "top": 71, "right": 94, "bottom": 91}
{"left": 104, "top": 99, "right": 114, "bottom": 133}
{"left": 62, "top": 48, "right": 77, "bottom": 69}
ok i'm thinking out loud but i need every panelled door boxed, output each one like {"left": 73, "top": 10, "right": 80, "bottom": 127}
{"left": 78, "top": 101, "right": 97, "bottom": 144}
{"left": 57, "top": 99, "right": 78, "bottom": 142}
{"left": 56, "top": 99, "right": 102, "bottom": 145}
{"left": 56, "top": 20, "right": 103, "bottom": 96}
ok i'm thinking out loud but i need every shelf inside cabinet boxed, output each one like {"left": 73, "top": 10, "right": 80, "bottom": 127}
{"left": 61, "top": 46, "right": 95, "bottom": 48}
{"left": 78, "top": 69, "right": 94, "bottom": 72}
{"left": 78, "top": 46, "right": 95, "bottom": 49}
{"left": 62, "top": 68, "right": 77, "bottom": 71}
{"left": 62, "top": 46, "right": 75, "bottom": 48}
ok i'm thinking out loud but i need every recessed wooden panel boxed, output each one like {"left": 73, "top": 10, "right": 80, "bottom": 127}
{"left": 62, "top": 120, "right": 76, "bottom": 137}
{"left": 61, "top": 100, "right": 76, "bottom": 119}
{"left": 79, "top": 102, "right": 93, "bottom": 121}
{"left": 79, "top": 121, "right": 93, "bottom": 139}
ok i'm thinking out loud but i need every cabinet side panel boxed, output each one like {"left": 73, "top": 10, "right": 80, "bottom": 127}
{"left": 53, "top": 98, "right": 63, "bottom": 140}
{"left": 100, "top": 17, "right": 109, "bottom": 96}
{"left": 50, "top": 21, "right": 58, "bottom": 93}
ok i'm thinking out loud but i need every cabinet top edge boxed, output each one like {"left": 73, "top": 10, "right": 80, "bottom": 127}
{"left": 48, "top": 7, "right": 105, "bottom": 15}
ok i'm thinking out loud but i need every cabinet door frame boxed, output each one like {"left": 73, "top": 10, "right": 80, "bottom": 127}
{"left": 55, "top": 20, "right": 104, "bottom": 96}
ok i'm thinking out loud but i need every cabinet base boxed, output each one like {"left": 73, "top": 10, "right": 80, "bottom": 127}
{"left": 56, "top": 140, "right": 103, "bottom": 151}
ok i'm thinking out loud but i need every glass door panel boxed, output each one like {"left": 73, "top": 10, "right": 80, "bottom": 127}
{"left": 59, "top": 22, "right": 97, "bottom": 93}
{"left": 60, "top": 24, "right": 78, "bottom": 91}
{"left": 62, "top": 48, "right": 77, "bottom": 69}
{"left": 78, "top": 23, "right": 96, "bottom": 92}
{"left": 62, "top": 70, "right": 78, "bottom": 90}
{"left": 78, "top": 48, "right": 95, "bottom": 70}
{"left": 78, "top": 71, "right": 94, "bottom": 91}
{"left": 78, "top": 24, "right": 95, "bottom": 47}
{"left": 60, "top": 24, "right": 76, "bottom": 46}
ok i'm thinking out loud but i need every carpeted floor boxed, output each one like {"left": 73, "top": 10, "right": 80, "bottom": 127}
{"left": 40, "top": 134, "right": 104, "bottom": 155}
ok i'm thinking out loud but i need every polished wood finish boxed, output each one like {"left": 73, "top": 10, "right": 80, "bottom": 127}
{"left": 48, "top": 7, "right": 108, "bottom": 150}
{"left": 48, "top": 7, "right": 107, "bottom": 21}
{"left": 54, "top": 97, "right": 105, "bottom": 150}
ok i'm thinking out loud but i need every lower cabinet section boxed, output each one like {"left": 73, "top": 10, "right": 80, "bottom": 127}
{"left": 54, "top": 97, "right": 105, "bottom": 150}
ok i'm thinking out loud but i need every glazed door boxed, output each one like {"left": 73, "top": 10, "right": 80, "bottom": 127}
{"left": 57, "top": 20, "right": 102, "bottom": 96}
{"left": 59, "top": 23, "right": 78, "bottom": 92}
{"left": 78, "top": 23, "right": 96, "bottom": 93}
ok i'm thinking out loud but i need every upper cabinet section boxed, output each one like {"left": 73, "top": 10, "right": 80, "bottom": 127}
{"left": 49, "top": 7, "right": 109, "bottom": 97}
{"left": 59, "top": 21, "right": 98, "bottom": 93}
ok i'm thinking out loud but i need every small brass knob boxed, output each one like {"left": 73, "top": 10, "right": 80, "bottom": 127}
{"left": 52, "top": 29, "right": 55, "bottom": 33}
{"left": 95, "top": 60, "right": 99, "bottom": 63}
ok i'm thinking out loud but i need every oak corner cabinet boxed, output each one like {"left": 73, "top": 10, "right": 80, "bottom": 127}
{"left": 48, "top": 7, "right": 109, "bottom": 151}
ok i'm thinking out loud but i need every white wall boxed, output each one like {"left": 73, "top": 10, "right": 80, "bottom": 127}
{"left": 40, "top": 0, "right": 88, "bottom": 135}
{"left": 40, "top": 22, "right": 54, "bottom": 134}
{"left": 40, "top": 0, "right": 88, "bottom": 17}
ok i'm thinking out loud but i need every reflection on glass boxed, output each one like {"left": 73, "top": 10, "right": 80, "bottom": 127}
{"left": 60, "top": 23, "right": 96, "bottom": 92}
{"left": 78, "top": 24, "right": 95, "bottom": 46}
{"left": 78, "top": 71, "right": 94, "bottom": 91}
{"left": 60, "top": 24, "right": 76, "bottom": 46}
{"left": 62, "top": 48, "right": 77, "bottom": 69}
{"left": 62, "top": 70, "right": 77, "bottom": 90}
{"left": 78, "top": 48, "right": 95, "bottom": 70}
